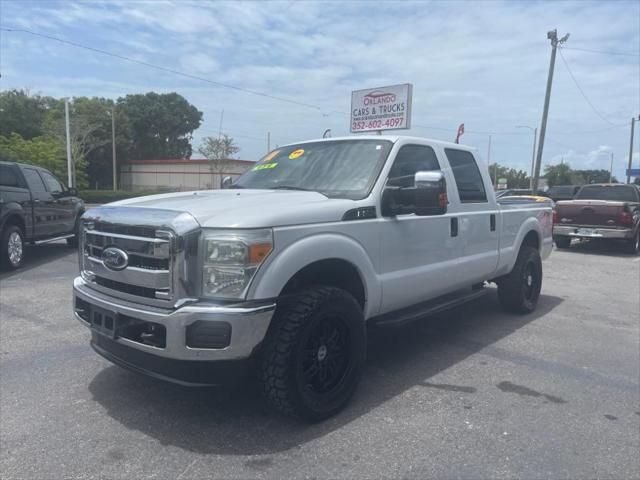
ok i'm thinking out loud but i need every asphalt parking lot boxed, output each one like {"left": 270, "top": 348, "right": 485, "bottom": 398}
{"left": 1, "top": 240, "right": 638, "bottom": 479}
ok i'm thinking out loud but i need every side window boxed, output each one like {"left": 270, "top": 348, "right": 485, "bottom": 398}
{"left": 445, "top": 149, "right": 487, "bottom": 203}
{"left": 39, "top": 170, "right": 64, "bottom": 194}
{"left": 22, "top": 168, "right": 47, "bottom": 193}
{"left": 387, "top": 145, "right": 440, "bottom": 187}
{"left": 0, "top": 165, "right": 21, "bottom": 187}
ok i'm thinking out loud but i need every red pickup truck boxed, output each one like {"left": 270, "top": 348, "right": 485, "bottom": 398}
{"left": 553, "top": 184, "right": 640, "bottom": 254}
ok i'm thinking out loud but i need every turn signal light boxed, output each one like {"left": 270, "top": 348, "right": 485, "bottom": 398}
{"left": 438, "top": 193, "right": 448, "bottom": 208}
{"left": 552, "top": 209, "right": 558, "bottom": 224}
{"left": 249, "top": 243, "right": 272, "bottom": 264}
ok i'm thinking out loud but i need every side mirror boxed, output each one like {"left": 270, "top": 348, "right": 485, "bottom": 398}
{"left": 221, "top": 176, "right": 233, "bottom": 189}
{"left": 68, "top": 187, "right": 78, "bottom": 196}
{"left": 414, "top": 171, "right": 448, "bottom": 216}
{"left": 381, "top": 171, "right": 447, "bottom": 217}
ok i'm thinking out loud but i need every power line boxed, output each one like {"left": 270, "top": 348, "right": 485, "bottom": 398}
{"left": 0, "top": 27, "right": 328, "bottom": 112}
{"left": 562, "top": 46, "right": 640, "bottom": 57}
{"left": 558, "top": 47, "right": 627, "bottom": 127}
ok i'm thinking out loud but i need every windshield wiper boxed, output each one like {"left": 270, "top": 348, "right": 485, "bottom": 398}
{"left": 271, "top": 186, "right": 328, "bottom": 197}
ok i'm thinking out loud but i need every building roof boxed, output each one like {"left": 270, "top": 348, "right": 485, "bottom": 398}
{"left": 124, "top": 158, "right": 255, "bottom": 165}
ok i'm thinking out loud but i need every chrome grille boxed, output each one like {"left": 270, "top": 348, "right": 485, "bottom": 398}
{"left": 79, "top": 206, "right": 201, "bottom": 308}
{"left": 81, "top": 223, "right": 174, "bottom": 305}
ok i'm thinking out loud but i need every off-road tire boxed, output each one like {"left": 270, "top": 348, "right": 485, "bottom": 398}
{"left": 259, "top": 286, "right": 366, "bottom": 422}
{"left": 554, "top": 236, "right": 571, "bottom": 249}
{"left": 497, "top": 246, "right": 542, "bottom": 314}
{"left": 1, "top": 225, "right": 25, "bottom": 270}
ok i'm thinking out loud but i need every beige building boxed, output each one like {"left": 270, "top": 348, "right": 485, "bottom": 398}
{"left": 119, "top": 158, "right": 256, "bottom": 191}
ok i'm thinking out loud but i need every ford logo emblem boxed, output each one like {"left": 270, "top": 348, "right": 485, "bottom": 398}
{"left": 102, "top": 247, "right": 129, "bottom": 271}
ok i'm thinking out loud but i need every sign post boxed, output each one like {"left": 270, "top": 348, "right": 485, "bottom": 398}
{"left": 351, "top": 84, "right": 412, "bottom": 133}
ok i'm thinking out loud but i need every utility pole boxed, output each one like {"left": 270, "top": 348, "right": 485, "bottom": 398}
{"left": 609, "top": 152, "right": 614, "bottom": 183}
{"left": 111, "top": 108, "right": 117, "bottom": 191}
{"left": 64, "top": 98, "right": 73, "bottom": 188}
{"left": 627, "top": 116, "right": 638, "bottom": 184}
{"left": 267, "top": 131, "right": 271, "bottom": 152}
{"left": 532, "top": 29, "right": 570, "bottom": 194}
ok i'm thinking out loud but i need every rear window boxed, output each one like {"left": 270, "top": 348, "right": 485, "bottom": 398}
{"left": 575, "top": 186, "right": 639, "bottom": 202}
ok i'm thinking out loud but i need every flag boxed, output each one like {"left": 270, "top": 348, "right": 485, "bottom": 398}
{"left": 455, "top": 123, "right": 465, "bottom": 144}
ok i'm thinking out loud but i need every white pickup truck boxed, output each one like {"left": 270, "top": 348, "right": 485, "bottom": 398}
{"left": 73, "top": 136, "right": 552, "bottom": 421}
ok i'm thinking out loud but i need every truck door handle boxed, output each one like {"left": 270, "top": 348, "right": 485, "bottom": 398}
{"left": 450, "top": 217, "right": 458, "bottom": 237}
{"left": 490, "top": 214, "right": 496, "bottom": 231}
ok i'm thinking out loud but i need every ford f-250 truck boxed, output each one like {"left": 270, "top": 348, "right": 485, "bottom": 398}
{"left": 73, "top": 136, "right": 552, "bottom": 421}
{"left": 553, "top": 183, "right": 640, "bottom": 253}
{"left": 1, "top": 160, "right": 84, "bottom": 270}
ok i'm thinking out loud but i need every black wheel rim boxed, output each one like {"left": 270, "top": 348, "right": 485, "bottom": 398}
{"left": 523, "top": 262, "right": 536, "bottom": 300}
{"left": 301, "top": 315, "right": 351, "bottom": 394}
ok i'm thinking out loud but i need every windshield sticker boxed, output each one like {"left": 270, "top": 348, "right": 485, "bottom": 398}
{"left": 288, "top": 149, "right": 305, "bottom": 160}
{"left": 261, "top": 150, "right": 280, "bottom": 163}
{"left": 253, "top": 162, "right": 278, "bottom": 171}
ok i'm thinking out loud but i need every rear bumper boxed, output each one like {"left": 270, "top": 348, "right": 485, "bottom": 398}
{"left": 553, "top": 225, "right": 634, "bottom": 240}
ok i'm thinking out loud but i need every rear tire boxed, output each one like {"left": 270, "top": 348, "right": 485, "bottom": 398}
{"left": 627, "top": 229, "right": 640, "bottom": 255}
{"left": 259, "top": 286, "right": 366, "bottom": 422}
{"left": 1, "top": 225, "right": 25, "bottom": 270}
{"left": 554, "top": 236, "right": 571, "bottom": 249}
{"left": 497, "top": 246, "right": 542, "bottom": 314}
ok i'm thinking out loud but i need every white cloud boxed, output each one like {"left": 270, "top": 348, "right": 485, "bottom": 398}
{"left": 1, "top": 0, "right": 638, "bottom": 177}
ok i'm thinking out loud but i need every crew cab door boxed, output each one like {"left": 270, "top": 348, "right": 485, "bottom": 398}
{"left": 378, "top": 143, "right": 461, "bottom": 314}
{"left": 20, "top": 167, "right": 55, "bottom": 238}
{"left": 37, "top": 169, "right": 76, "bottom": 235}
{"left": 443, "top": 148, "right": 499, "bottom": 284}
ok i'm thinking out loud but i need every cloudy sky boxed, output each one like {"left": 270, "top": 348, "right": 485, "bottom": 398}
{"left": 1, "top": 0, "right": 639, "bottom": 179}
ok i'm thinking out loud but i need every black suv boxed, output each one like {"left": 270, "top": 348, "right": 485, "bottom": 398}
{"left": 0, "top": 161, "right": 84, "bottom": 269}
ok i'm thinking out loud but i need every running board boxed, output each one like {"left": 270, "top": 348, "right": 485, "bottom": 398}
{"left": 372, "top": 287, "right": 489, "bottom": 327}
{"left": 34, "top": 234, "right": 74, "bottom": 245}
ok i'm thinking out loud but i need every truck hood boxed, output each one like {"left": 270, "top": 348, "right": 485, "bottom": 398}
{"left": 107, "top": 189, "right": 358, "bottom": 228}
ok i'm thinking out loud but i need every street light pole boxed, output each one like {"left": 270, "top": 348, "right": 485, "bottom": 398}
{"left": 64, "top": 98, "right": 73, "bottom": 188}
{"left": 111, "top": 108, "right": 117, "bottom": 191}
{"left": 627, "top": 116, "right": 638, "bottom": 184}
{"left": 609, "top": 152, "right": 614, "bottom": 183}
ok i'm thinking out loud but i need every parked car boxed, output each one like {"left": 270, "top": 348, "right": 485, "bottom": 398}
{"left": 73, "top": 136, "right": 553, "bottom": 421}
{"left": 553, "top": 183, "right": 640, "bottom": 253}
{"left": 0, "top": 161, "right": 84, "bottom": 269}
{"left": 546, "top": 184, "right": 580, "bottom": 202}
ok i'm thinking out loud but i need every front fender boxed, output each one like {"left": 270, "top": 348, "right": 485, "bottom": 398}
{"left": 248, "top": 233, "right": 381, "bottom": 319}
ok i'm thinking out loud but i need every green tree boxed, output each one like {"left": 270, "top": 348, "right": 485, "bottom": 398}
{"left": 488, "top": 163, "right": 530, "bottom": 188}
{"left": 117, "top": 92, "right": 202, "bottom": 160}
{"left": 0, "top": 133, "right": 88, "bottom": 188}
{"left": 544, "top": 163, "right": 578, "bottom": 187}
{"left": 0, "top": 89, "right": 57, "bottom": 139}
{"left": 198, "top": 135, "right": 240, "bottom": 188}
{"left": 575, "top": 169, "right": 617, "bottom": 184}
{"left": 43, "top": 96, "right": 128, "bottom": 189}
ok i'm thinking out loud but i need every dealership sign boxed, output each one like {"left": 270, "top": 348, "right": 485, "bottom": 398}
{"left": 350, "top": 83, "right": 413, "bottom": 133}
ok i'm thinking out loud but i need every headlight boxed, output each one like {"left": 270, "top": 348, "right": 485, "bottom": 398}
{"left": 201, "top": 229, "right": 273, "bottom": 299}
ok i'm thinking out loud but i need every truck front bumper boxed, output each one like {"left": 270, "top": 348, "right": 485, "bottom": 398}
{"left": 553, "top": 225, "right": 634, "bottom": 240}
{"left": 73, "top": 277, "right": 275, "bottom": 386}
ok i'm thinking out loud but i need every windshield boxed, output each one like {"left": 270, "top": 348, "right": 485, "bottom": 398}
{"left": 575, "top": 186, "right": 639, "bottom": 202}
{"left": 233, "top": 139, "right": 393, "bottom": 199}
